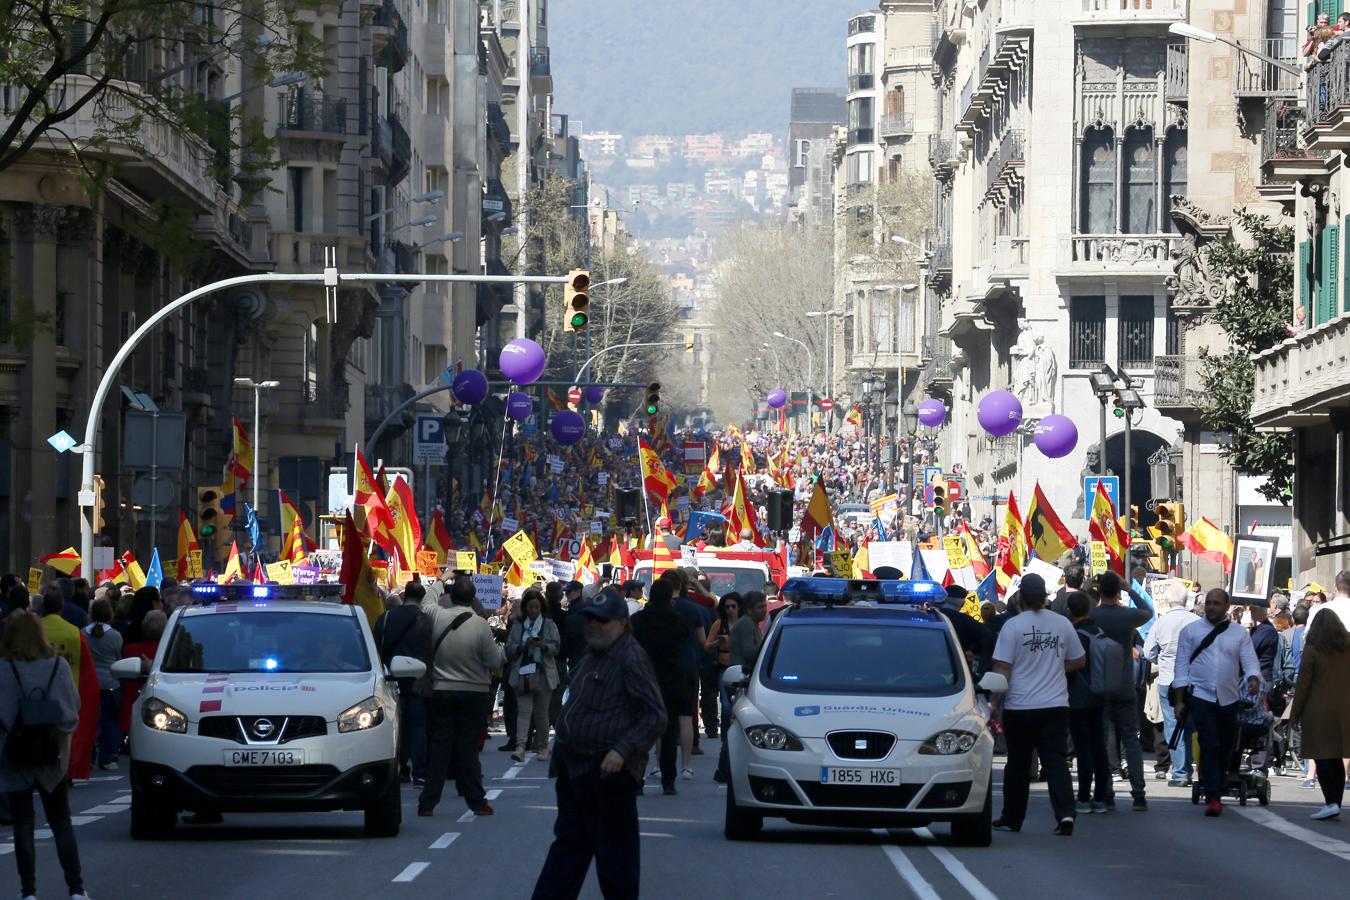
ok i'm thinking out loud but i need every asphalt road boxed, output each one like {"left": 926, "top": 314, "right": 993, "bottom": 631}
{"left": 6, "top": 736, "right": 1350, "bottom": 899}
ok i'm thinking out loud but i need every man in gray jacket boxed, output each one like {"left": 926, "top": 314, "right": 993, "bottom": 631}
{"left": 418, "top": 577, "right": 505, "bottom": 817}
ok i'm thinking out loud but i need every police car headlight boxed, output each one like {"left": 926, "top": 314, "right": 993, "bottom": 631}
{"left": 142, "top": 698, "right": 188, "bottom": 734}
{"left": 744, "top": 725, "right": 805, "bottom": 751}
{"left": 919, "top": 729, "right": 979, "bottom": 755}
{"left": 338, "top": 697, "right": 385, "bottom": 733}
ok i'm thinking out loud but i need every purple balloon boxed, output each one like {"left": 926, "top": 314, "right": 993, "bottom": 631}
{"left": 506, "top": 391, "right": 533, "bottom": 421}
{"left": 499, "top": 338, "right": 547, "bottom": 385}
{"left": 584, "top": 385, "right": 605, "bottom": 405}
{"left": 977, "top": 390, "right": 1022, "bottom": 437}
{"left": 452, "top": 369, "right": 488, "bottom": 405}
{"left": 550, "top": 410, "right": 586, "bottom": 445}
{"left": 917, "top": 399, "right": 947, "bottom": 428}
{"left": 1033, "top": 415, "right": 1078, "bottom": 459}
{"left": 767, "top": 389, "right": 787, "bottom": 409}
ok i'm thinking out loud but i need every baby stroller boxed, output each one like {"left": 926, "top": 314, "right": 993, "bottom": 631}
{"left": 1190, "top": 682, "right": 1273, "bottom": 807}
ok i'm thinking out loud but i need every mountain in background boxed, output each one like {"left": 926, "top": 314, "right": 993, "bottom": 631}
{"left": 549, "top": 0, "right": 861, "bottom": 136}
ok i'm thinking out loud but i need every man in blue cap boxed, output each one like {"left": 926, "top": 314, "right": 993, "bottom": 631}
{"left": 531, "top": 589, "right": 667, "bottom": 900}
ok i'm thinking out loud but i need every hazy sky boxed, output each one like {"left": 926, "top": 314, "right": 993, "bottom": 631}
{"left": 549, "top": 0, "right": 865, "bottom": 136}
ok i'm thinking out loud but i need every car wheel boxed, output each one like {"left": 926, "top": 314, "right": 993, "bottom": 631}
{"left": 364, "top": 773, "right": 402, "bottom": 837}
{"left": 950, "top": 778, "right": 992, "bottom": 847}
{"left": 723, "top": 781, "right": 762, "bottom": 841}
{"left": 130, "top": 784, "right": 176, "bottom": 840}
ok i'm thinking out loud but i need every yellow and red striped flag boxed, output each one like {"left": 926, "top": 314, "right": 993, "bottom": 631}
{"left": 1179, "top": 517, "right": 1234, "bottom": 573}
{"left": 40, "top": 547, "right": 81, "bottom": 577}
{"left": 638, "top": 436, "right": 677, "bottom": 504}
{"left": 176, "top": 513, "right": 199, "bottom": 579}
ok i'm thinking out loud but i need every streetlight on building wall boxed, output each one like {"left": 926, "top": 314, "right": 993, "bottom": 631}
{"left": 1168, "top": 22, "right": 1303, "bottom": 77}
{"left": 233, "top": 377, "right": 281, "bottom": 523}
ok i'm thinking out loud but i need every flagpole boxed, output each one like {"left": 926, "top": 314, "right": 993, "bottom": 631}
{"left": 634, "top": 440, "right": 654, "bottom": 541}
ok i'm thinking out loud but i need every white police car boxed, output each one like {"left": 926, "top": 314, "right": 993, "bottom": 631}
{"left": 722, "top": 577, "right": 1006, "bottom": 845}
{"left": 112, "top": 585, "right": 424, "bottom": 839}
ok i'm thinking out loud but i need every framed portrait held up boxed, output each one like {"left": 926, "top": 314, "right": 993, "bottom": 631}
{"left": 1229, "top": 534, "right": 1279, "bottom": 603}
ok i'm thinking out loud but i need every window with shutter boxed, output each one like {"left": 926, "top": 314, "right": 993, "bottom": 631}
{"left": 1328, "top": 224, "right": 1341, "bottom": 323}
{"left": 1300, "top": 240, "right": 1313, "bottom": 323}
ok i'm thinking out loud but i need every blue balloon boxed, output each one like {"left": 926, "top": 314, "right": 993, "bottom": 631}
{"left": 452, "top": 369, "right": 488, "bottom": 405}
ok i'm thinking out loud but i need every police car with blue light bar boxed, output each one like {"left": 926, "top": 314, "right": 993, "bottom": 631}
{"left": 722, "top": 577, "right": 1008, "bottom": 845}
{"left": 110, "top": 592, "right": 424, "bottom": 839}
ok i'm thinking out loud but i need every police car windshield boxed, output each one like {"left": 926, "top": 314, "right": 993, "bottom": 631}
{"left": 161, "top": 612, "right": 371, "bottom": 674}
{"left": 762, "top": 623, "right": 962, "bottom": 696}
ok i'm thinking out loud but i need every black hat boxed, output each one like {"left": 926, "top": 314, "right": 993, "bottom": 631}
{"left": 581, "top": 590, "right": 629, "bottom": 621}
{"left": 563, "top": 580, "right": 584, "bottom": 595}
{"left": 1019, "top": 573, "right": 1048, "bottom": 602}
{"left": 945, "top": 583, "right": 968, "bottom": 601}
{"left": 872, "top": 566, "right": 903, "bottom": 580}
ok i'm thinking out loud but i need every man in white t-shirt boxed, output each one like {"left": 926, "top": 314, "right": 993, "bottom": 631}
{"left": 990, "top": 574, "right": 1087, "bottom": 836}
{"left": 1306, "top": 570, "right": 1350, "bottom": 633}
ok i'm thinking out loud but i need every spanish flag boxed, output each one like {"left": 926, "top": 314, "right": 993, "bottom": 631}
{"left": 1179, "top": 516, "right": 1234, "bottom": 573}
{"left": 339, "top": 510, "right": 384, "bottom": 624}
{"left": 957, "top": 519, "right": 991, "bottom": 579}
{"left": 800, "top": 479, "right": 834, "bottom": 546}
{"left": 694, "top": 445, "right": 720, "bottom": 498}
{"left": 844, "top": 405, "right": 864, "bottom": 427}
{"left": 1024, "top": 482, "right": 1077, "bottom": 563}
{"left": 576, "top": 538, "right": 598, "bottom": 584}
{"left": 385, "top": 476, "right": 422, "bottom": 569}
{"left": 739, "top": 440, "right": 755, "bottom": 474}
{"left": 1088, "top": 480, "right": 1130, "bottom": 574}
{"left": 638, "top": 436, "right": 677, "bottom": 504}
{"left": 354, "top": 448, "right": 398, "bottom": 558}
{"left": 546, "top": 387, "right": 568, "bottom": 412}
{"left": 175, "top": 513, "right": 199, "bottom": 579}
{"left": 995, "top": 492, "right": 1026, "bottom": 593}
{"left": 120, "top": 551, "right": 147, "bottom": 590}
{"left": 40, "top": 547, "right": 82, "bottom": 577}
{"left": 220, "top": 541, "right": 243, "bottom": 584}
{"left": 279, "top": 490, "right": 318, "bottom": 555}
{"left": 226, "top": 416, "right": 253, "bottom": 485}
{"left": 426, "top": 509, "right": 454, "bottom": 564}
{"left": 723, "top": 468, "right": 767, "bottom": 547}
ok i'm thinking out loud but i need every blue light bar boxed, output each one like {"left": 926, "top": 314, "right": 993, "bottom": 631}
{"left": 781, "top": 576, "right": 946, "bottom": 606}
{"left": 191, "top": 584, "right": 221, "bottom": 597}
{"left": 252, "top": 586, "right": 272, "bottom": 599}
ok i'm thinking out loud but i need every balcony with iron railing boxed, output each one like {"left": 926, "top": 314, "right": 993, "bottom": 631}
{"left": 530, "top": 47, "right": 552, "bottom": 90}
{"left": 1306, "top": 36, "right": 1350, "bottom": 145}
{"left": 1235, "top": 38, "right": 1299, "bottom": 100}
{"left": 277, "top": 91, "right": 348, "bottom": 135}
{"left": 1165, "top": 43, "right": 1188, "bottom": 102}
{"left": 1153, "top": 355, "right": 1208, "bottom": 413}
{"left": 487, "top": 101, "right": 513, "bottom": 149}
{"left": 1262, "top": 102, "right": 1331, "bottom": 184}
{"left": 388, "top": 113, "right": 411, "bottom": 185}
{"left": 928, "top": 133, "right": 956, "bottom": 174}
{"left": 374, "top": 0, "right": 410, "bottom": 72}
{"left": 985, "top": 129, "right": 1024, "bottom": 197}
{"left": 878, "top": 112, "right": 914, "bottom": 139}
{"left": 1073, "top": 0, "right": 1188, "bottom": 25}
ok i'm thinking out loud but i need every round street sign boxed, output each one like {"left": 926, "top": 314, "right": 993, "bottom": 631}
{"left": 567, "top": 387, "right": 582, "bottom": 405}
{"left": 820, "top": 398, "right": 834, "bottom": 412}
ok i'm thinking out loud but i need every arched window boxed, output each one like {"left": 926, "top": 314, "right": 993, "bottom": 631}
{"left": 1123, "top": 127, "right": 1157, "bottom": 234}
{"left": 1162, "top": 129, "right": 1188, "bottom": 233}
{"left": 1080, "top": 129, "right": 1116, "bottom": 234}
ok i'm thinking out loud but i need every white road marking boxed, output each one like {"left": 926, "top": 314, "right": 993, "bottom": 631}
{"left": 873, "top": 829, "right": 941, "bottom": 900}
{"left": 489, "top": 785, "right": 540, "bottom": 790}
{"left": 638, "top": 832, "right": 676, "bottom": 838}
{"left": 82, "top": 804, "right": 129, "bottom": 815}
{"left": 392, "top": 862, "right": 431, "bottom": 883}
{"left": 457, "top": 811, "right": 477, "bottom": 823}
{"left": 1233, "top": 807, "right": 1350, "bottom": 864}
{"left": 108, "top": 795, "right": 132, "bottom": 805}
{"left": 639, "top": 816, "right": 701, "bottom": 824}
{"left": 914, "top": 828, "right": 1000, "bottom": 900}
{"left": 501, "top": 765, "right": 524, "bottom": 780}
{"left": 69, "top": 816, "right": 102, "bottom": 826}
{"left": 255, "top": 849, "right": 351, "bottom": 856}
{"left": 485, "top": 789, "right": 502, "bottom": 801}
{"left": 0, "top": 846, "right": 12, "bottom": 856}
{"left": 429, "top": 832, "right": 460, "bottom": 849}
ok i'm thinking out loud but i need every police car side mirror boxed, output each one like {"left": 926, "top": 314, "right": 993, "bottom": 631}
{"left": 111, "top": 657, "right": 145, "bottom": 680}
{"left": 977, "top": 672, "right": 1008, "bottom": 695}
{"left": 722, "top": 665, "right": 750, "bottom": 691}
{"left": 388, "top": 655, "right": 427, "bottom": 679}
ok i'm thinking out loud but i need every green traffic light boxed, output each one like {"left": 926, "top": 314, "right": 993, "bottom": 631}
{"left": 570, "top": 312, "right": 588, "bottom": 328}
{"left": 645, "top": 403, "right": 659, "bottom": 416}
{"left": 201, "top": 524, "right": 216, "bottom": 537}
{"left": 1113, "top": 407, "right": 1125, "bottom": 418}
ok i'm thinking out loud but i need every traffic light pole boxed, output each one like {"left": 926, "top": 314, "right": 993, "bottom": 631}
{"left": 78, "top": 268, "right": 574, "bottom": 576}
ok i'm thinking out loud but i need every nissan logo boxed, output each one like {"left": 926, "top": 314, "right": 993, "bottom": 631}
{"left": 252, "top": 718, "right": 275, "bottom": 738}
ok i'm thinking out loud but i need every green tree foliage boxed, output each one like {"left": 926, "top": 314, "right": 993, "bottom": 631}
{"left": 0, "top": 1, "right": 327, "bottom": 184}
{"left": 1197, "top": 211, "right": 1294, "bottom": 503}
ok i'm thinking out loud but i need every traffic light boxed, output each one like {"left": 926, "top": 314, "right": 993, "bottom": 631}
{"left": 562, "top": 268, "right": 591, "bottom": 332}
{"left": 91, "top": 475, "right": 105, "bottom": 533}
{"left": 931, "top": 478, "right": 948, "bottom": 519}
{"left": 643, "top": 382, "right": 661, "bottom": 417}
{"left": 197, "top": 486, "right": 225, "bottom": 544}
{"left": 1152, "top": 502, "right": 1179, "bottom": 552}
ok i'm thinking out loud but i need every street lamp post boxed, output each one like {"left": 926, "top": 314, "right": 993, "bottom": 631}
{"left": 1168, "top": 22, "right": 1303, "bottom": 77}
{"left": 234, "top": 378, "right": 280, "bottom": 525}
{"left": 1088, "top": 366, "right": 1118, "bottom": 480}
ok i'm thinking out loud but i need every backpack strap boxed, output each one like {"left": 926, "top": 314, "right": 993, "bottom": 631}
{"left": 1187, "top": 620, "right": 1231, "bottom": 667}
{"left": 427, "top": 611, "right": 474, "bottom": 662}
{"left": 44, "top": 657, "right": 60, "bottom": 692}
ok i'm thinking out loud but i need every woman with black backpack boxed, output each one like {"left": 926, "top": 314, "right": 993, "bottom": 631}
{"left": 0, "top": 611, "right": 88, "bottom": 900}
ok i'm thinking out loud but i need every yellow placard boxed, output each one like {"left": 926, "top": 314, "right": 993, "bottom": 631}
{"left": 265, "top": 560, "right": 294, "bottom": 585}
{"left": 187, "top": 549, "right": 204, "bottom": 580}
{"left": 829, "top": 550, "right": 854, "bottom": 579}
{"left": 943, "top": 535, "right": 970, "bottom": 570}
{"left": 960, "top": 594, "right": 984, "bottom": 623}
{"left": 1089, "top": 541, "right": 1108, "bottom": 576}
{"left": 163, "top": 560, "right": 179, "bottom": 581}
{"left": 418, "top": 550, "right": 442, "bottom": 577}
{"left": 454, "top": 551, "right": 478, "bottom": 573}
{"left": 27, "top": 567, "right": 42, "bottom": 593}
{"left": 503, "top": 530, "right": 538, "bottom": 568}
{"left": 479, "top": 562, "right": 505, "bottom": 576}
